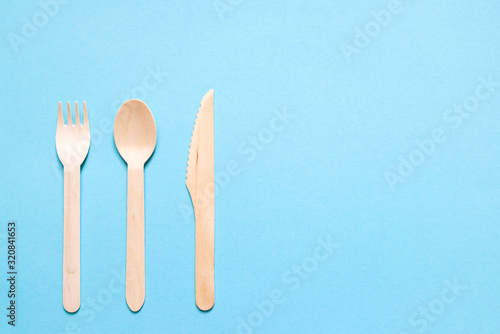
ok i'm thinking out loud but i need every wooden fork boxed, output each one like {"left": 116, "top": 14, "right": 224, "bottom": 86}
{"left": 56, "top": 102, "right": 90, "bottom": 313}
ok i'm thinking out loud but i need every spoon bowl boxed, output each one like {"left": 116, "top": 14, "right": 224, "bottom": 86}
{"left": 114, "top": 99, "right": 157, "bottom": 166}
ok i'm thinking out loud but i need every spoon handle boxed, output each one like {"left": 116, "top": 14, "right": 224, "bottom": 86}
{"left": 63, "top": 166, "right": 81, "bottom": 313}
{"left": 126, "top": 165, "right": 146, "bottom": 312}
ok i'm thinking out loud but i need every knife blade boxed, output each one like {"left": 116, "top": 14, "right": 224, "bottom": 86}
{"left": 186, "top": 89, "right": 215, "bottom": 311}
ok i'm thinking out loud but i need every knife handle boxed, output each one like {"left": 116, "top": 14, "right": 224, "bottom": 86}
{"left": 195, "top": 202, "right": 215, "bottom": 311}
{"left": 126, "top": 165, "right": 146, "bottom": 312}
{"left": 63, "top": 166, "right": 81, "bottom": 313}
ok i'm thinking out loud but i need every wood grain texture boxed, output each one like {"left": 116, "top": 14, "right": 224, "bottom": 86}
{"left": 114, "top": 99, "right": 156, "bottom": 312}
{"left": 187, "top": 90, "right": 215, "bottom": 311}
{"left": 56, "top": 102, "right": 90, "bottom": 313}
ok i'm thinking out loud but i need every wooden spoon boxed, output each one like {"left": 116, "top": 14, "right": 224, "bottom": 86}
{"left": 114, "top": 99, "right": 157, "bottom": 312}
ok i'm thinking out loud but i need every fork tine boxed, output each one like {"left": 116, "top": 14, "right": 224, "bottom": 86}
{"left": 83, "top": 102, "right": 89, "bottom": 129}
{"left": 58, "top": 102, "right": 64, "bottom": 126}
{"left": 75, "top": 102, "right": 80, "bottom": 125}
{"left": 67, "top": 102, "right": 73, "bottom": 125}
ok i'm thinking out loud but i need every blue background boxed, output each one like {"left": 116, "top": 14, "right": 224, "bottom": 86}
{"left": 1, "top": 0, "right": 499, "bottom": 333}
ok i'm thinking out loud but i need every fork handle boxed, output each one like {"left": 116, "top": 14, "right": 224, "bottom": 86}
{"left": 63, "top": 166, "right": 81, "bottom": 313}
{"left": 126, "top": 165, "right": 146, "bottom": 312}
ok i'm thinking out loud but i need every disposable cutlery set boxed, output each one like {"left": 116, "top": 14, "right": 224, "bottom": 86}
{"left": 56, "top": 91, "right": 215, "bottom": 313}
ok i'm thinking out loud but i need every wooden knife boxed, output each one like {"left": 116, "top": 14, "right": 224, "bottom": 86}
{"left": 186, "top": 90, "right": 215, "bottom": 311}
